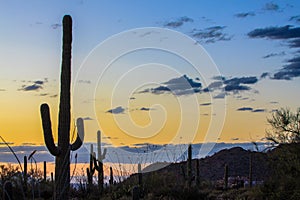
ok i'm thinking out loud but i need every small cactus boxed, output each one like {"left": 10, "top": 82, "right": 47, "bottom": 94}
{"left": 40, "top": 15, "right": 85, "bottom": 199}
{"left": 224, "top": 164, "right": 229, "bottom": 190}
{"left": 109, "top": 167, "right": 114, "bottom": 185}
{"left": 249, "top": 154, "right": 253, "bottom": 188}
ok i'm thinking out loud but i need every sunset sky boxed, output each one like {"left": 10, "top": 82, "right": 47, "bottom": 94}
{"left": 1, "top": 0, "right": 300, "bottom": 150}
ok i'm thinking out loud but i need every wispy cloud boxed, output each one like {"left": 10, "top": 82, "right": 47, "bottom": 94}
{"left": 51, "top": 23, "right": 62, "bottom": 29}
{"left": 83, "top": 117, "right": 93, "bottom": 121}
{"left": 262, "top": 51, "right": 286, "bottom": 59}
{"left": 106, "top": 106, "right": 126, "bottom": 114}
{"left": 289, "top": 15, "right": 300, "bottom": 24}
{"left": 234, "top": 12, "right": 255, "bottom": 18}
{"left": 252, "top": 109, "right": 267, "bottom": 113}
{"left": 191, "top": 26, "right": 233, "bottom": 43}
{"left": 164, "top": 16, "right": 193, "bottom": 28}
{"left": 78, "top": 80, "right": 91, "bottom": 84}
{"left": 263, "top": 2, "right": 280, "bottom": 11}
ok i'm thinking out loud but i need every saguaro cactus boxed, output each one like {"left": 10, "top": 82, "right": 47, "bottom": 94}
{"left": 40, "top": 15, "right": 85, "bottom": 199}
{"left": 87, "top": 130, "right": 106, "bottom": 193}
{"left": 95, "top": 130, "right": 106, "bottom": 193}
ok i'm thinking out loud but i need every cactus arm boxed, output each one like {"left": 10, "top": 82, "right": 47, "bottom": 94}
{"left": 70, "top": 118, "right": 84, "bottom": 151}
{"left": 40, "top": 104, "right": 60, "bottom": 156}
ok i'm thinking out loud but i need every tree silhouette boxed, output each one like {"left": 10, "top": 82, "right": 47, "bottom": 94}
{"left": 266, "top": 107, "right": 300, "bottom": 144}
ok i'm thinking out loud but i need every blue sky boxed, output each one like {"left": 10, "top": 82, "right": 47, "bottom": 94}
{"left": 0, "top": 0, "right": 300, "bottom": 151}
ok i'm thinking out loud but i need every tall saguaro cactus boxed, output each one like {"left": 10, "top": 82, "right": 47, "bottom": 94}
{"left": 40, "top": 15, "right": 85, "bottom": 200}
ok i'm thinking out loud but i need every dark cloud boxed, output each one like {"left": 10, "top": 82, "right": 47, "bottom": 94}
{"left": 200, "top": 103, "right": 211, "bottom": 106}
{"left": 248, "top": 25, "right": 300, "bottom": 40}
{"left": 289, "top": 15, "right": 300, "bottom": 23}
{"left": 164, "top": 16, "right": 193, "bottom": 28}
{"left": 224, "top": 76, "right": 258, "bottom": 92}
{"left": 191, "top": 26, "right": 233, "bottom": 43}
{"left": 38, "top": 93, "right": 48, "bottom": 96}
{"left": 130, "top": 97, "right": 136, "bottom": 100}
{"left": 83, "top": 117, "right": 93, "bottom": 121}
{"left": 288, "top": 38, "right": 300, "bottom": 48}
{"left": 237, "top": 107, "right": 253, "bottom": 111}
{"left": 0, "top": 89, "right": 6, "bottom": 91}
{"left": 248, "top": 25, "right": 300, "bottom": 80}
{"left": 19, "top": 84, "right": 42, "bottom": 91}
{"left": 106, "top": 106, "right": 126, "bottom": 114}
{"left": 140, "top": 107, "right": 152, "bottom": 111}
{"left": 260, "top": 72, "right": 270, "bottom": 79}
{"left": 18, "top": 79, "right": 45, "bottom": 92}
{"left": 252, "top": 109, "right": 267, "bottom": 113}
{"left": 272, "top": 55, "right": 300, "bottom": 80}
{"left": 234, "top": 12, "right": 255, "bottom": 18}
{"left": 262, "top": 51, "right": 286, "bottom": 58}
{"left": 231, "top": 138, "right": 240, "bottom": 141}
{"left": 138, "top": 75, "right": 202, "bottom": 96}
{"left": 263, "top": 2, "right": 280, "bottom": 11}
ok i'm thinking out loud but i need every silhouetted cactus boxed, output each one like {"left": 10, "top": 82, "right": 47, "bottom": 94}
{"left": 196, "top": 159, "right": 200, "bottom": 185}
{"left": 138, "top": 163, "right": 142, "bottom": 186}
{"left": 95, "top": 130, "right": 106, "bottom": 193}
{"left": 87, "top": 130, "right": 106, "bottom": 193}
{"left": 23, "top": 156, "right": 28, "bottom": 193}
{"left": 40, "top": 15, "right": 85, "bottom": 199}
{"left": 249, "top": 154, "right": 253, "bottom": 188}
{"left": 187, "top": 144, "right": 192, "bottom": 188}
{"left": 224, "top": 164, "right": 229, "bottom": 190}
{"left": 109, "top": 167, "right": 114, "bottom": 185}
{"left": 43, "top": 161, "right": 47, "bottom": 182}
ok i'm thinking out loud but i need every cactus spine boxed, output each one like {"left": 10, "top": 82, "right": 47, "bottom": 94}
{"left": 40, "top": 15, "right": 85, "bottom": 199}
{"left": 224, "top": 164, "right": 229, "bottom": 190}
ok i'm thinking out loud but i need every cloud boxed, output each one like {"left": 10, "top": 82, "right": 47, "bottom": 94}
{"left": 224, "top": 76, "right": 258, "bottom": 92}
{"left": 78, "top": 80, "right": 91, "bottom": 84}
{"left": 200, "top": 103, "right": 211, "bottom": 106}
{"left": 138, "top": 75, "right": 202, "bottom": 96}
{"left": 106, "top": 106, "right": 126, "bottom": 114}
{"left": 231, "top": 138, "right": 240, "bottom": 141}
{"left": 248, "top": 25, "right": 300, "bottom": 40}
{"left": 272, "top": 55, "right": 300, "bottom": 80}
{"left": 140, "top": 107, "right": 153, "bottom": 111}
{"left": 270, "top": 101, "right": 279, "bottom": 104}
{"left": 18, "top": 79, "right": 45, "bottom": 91}
{"left": 50, "top": 94, "right": 58, "bottom": 98}
{"left": 0, "top": 89, "right": 6, "bottom": 91}
{"left": 191, "top": 26, "right": 233, "bottom": 43}
{"left": 51, "top": 23, "right": 62, "bottom": 29}
{"left": 289, "top": 15, "right": 300, "bottom": 23}
{"left": 83, "top": 117, "right": 93, "bottom": 120}
{"left": 248, "top": 25, "right": 300, "bottom": 80}
{"left": 237, "top": 107, "right": 253, "bottom": 111}
{"left": 262, "top": 51, "right": 286, "bottom": 58}
{"left": 164, "top": 16, "right": 193, "bottom": 28}
{"left": 260, "top": 72, "right": 270, "bottom": 79}
{"left": 263, "top": 2, "right": 280, "bottom": 11}
{"left": 252, "top": 109, "right": 267, "bottom": 113}
{"left": 130, "top": 97, "right": 136, "bottom": 100}
{"left": 234, "top": 12, "right": 255, "bottom": 18}
{"left": 213, "top": 92, "right": 226, "bottom": 99}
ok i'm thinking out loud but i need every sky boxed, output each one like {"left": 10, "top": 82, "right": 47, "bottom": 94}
{"left": 1, "top": 0, "right": 300, "bottom": 153}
